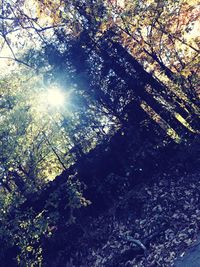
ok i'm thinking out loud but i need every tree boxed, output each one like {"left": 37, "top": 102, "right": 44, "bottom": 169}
{"left": 105, "top": 0, "right": 200, "bottom": 115}
{"left": 0, "top": 70, "right": 95, "bottom": 266}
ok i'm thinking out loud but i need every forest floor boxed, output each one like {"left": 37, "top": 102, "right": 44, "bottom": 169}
{"left": 44, "top": 136, "right": 200, "bottom": 267}
{"left": 68, "top": 168, "right": 200, "bottom": 267}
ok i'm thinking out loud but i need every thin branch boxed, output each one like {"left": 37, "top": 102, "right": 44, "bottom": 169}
{"left": 42, "top": 131, "right": 68, "bottom": 171}
{"left": 0, "top": 56, "right": 33, "bottom": 68}
{"left": 0, "top": 15, "right": 16, "bottom": 20}
{"left": 155, "top": 20, "right": 200, "bottom": 53}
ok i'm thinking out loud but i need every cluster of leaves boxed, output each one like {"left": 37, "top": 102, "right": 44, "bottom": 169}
{"left": 1, "top": 73, "right": 63, "bottom": 190}
{"left": 106, "top": 1, "right": 199, "bottom": 80}
{"left": 0, "top": 172, "right": 89, "bottom": 266}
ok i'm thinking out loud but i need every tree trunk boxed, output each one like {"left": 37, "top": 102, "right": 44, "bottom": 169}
{"left": 109, "top": 41, "right": 200, "bottom": 131}
{"left": 98, "top": 42, "right": 196, "bottom": 137}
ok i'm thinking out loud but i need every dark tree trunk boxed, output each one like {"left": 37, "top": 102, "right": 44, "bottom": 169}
{"left": 98, "top": 41, "right": 196, "bottom": 137}
{"left": 109, "top": 41, "right": 200, "bottom": 131}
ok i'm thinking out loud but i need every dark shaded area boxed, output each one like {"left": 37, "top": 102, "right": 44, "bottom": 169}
{"left": 3, "top": 119, "right": 199, "bottom": 266}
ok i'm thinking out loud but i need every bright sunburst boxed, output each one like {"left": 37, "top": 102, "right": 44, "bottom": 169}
{"left": 46, "top": 87, "right": 65, "bottom": 107}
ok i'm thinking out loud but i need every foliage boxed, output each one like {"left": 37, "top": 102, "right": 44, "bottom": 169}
{"left": 0, "top": 0, "right": 199, "bottom": 266}
{"left": 0, "top": 171, "right": 89, "bottom": 266}
{"left": 0, "top": 69, "right": 93, "bottom": 265}
{"left": 110, "top": 0, "right": 200, "bottom": 106}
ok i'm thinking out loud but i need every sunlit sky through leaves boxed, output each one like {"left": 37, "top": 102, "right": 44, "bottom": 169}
{"left": 0, "top": 0, "right": 199, "bottom": 76}
{"left": 0, "top": 0, "right": 55, "bottom": 74}
{"left": 46, "top": 87, "right": 65, "bottom": 107}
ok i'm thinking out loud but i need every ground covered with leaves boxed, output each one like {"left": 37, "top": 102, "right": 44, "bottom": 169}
{"left": 61, "top": 168, "right": 200, "bottom": 267}
{"left": 36, "top": 136, "right": 200, "bottom": 267}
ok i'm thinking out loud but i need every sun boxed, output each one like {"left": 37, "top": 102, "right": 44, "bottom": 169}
{"left": 36, "top": 85, "right": 72, "bottom": 114}
{"left": 47, "top": 87, "right": 65, "bottom": 107}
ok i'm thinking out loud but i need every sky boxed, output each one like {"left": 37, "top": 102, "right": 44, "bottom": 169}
{"left": 0, "top": 0, "right": 54, "bottom": 74}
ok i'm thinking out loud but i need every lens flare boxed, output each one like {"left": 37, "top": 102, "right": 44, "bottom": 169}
{"left": 47, "top": 87, "right": 65, "bottom": 107}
